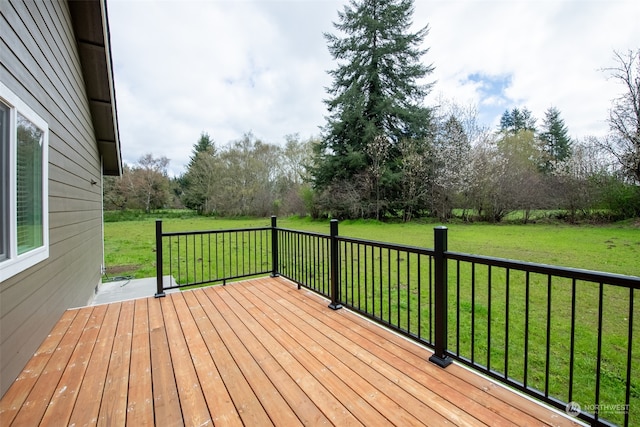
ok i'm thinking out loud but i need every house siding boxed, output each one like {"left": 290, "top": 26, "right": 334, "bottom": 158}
{"left": 0, "top": 0, "right": 105, "bottom": 396}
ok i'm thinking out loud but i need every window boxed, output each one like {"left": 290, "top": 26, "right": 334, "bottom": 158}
{"left": 1, "top": 102, "right": 8, "bottom": 262}
{"left": 0, "top": 82, "right": 49, "bottom": 282}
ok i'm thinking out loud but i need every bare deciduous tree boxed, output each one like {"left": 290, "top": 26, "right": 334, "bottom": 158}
{"left": 365, "top": 134, "right": 390, "bottom": 220}
{"left": 134, "top": 154, "right": 171, "bottom": 213}
{"left": 398, "top": 138, "right": 432, "bottom": 222}
{"left": 602, "top": 49, "right": 640, "bottom": 184}
{"left": 552, "top": 137, "right": 613, "bottom": 221}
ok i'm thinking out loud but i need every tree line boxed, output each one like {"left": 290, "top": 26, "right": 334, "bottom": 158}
{"left": 104, "top": 133, "right": 315, "bottom": 217}
{"left": 104, "top": 0, "right": 640, "bottom": 222}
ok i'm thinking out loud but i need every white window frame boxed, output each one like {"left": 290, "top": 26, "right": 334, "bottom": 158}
{"left": 0, "top": 81, "right": 49, "bottom": 282}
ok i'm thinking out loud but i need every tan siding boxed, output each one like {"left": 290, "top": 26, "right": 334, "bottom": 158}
{"left": 0, "top": 232, "right": 103, "bottom": 387}
{"left": 0, "top": 0, "right": 106, "bottom": 396}
{"left": 49, "top": 217, "right": 103, "bottom": 247}
{"left": 49, "top": 139, "right": 101, "bottom": 184}
{"left": 49, "top": 158, "right": 102, "bottom": 196}
{"left": 49, "top": 210, "right": 103, "bottom": 229}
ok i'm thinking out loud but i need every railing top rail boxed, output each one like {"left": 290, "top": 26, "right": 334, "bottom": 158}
{"left": 276, "top": 227, "right": 331, "bottom": 239}
{"left": 336, "top": 235, "right": 435, "bottom": 256}
{"left": 446, "top": 250, "right": 640, "bottom": 289}
{"left": 162, "top": 226, "right": 271, "bottom": 237}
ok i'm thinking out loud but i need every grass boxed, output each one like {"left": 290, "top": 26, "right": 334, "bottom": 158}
{"left": 285, "top": 216, "right": 640, "bottom": 276}
{"left": 103, "top": 216, "right": 274, "bottom": 279}
{"left": 103, "top": 213, "right": 640, "bottom": 278}
{"left": 103, "top": 212, "right": 640, "bottom": 425}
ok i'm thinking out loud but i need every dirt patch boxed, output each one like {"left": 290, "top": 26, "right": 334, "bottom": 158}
{"left": 105, "top": 265, "right": 140, "bottom": 275}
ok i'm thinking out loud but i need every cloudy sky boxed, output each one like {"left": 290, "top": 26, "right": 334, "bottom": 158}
{"left": 106, "top": 0, "right": 640, "bottom": 177}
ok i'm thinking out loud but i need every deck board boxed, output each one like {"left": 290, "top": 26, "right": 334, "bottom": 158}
{"left": 0, "top": 309, "right": 79, "bottom": 426}
{"left": 12, "top": 308, "right": 93, "bottom": 426}
{"left": 39, "top": 304, "right": 108, "bottom": 426}
{"left": 0, "top": 276, "right": 583, "bottom": 426}
{"left": 148, "top": 292, "right": 183, "bottom": 426}
{"left": 99, "top": 299, "right": 134, "bottom": 425}
{"left": 204, "top": 289, "right": 312, "bottom": 426}
{"left": 68, "top": 302, "right": 121, "bottom": 426}
{"left": 161, "top": 295, "right": 211, "bottom": 426}
{"left": 227, "top": 280, "right": 438, "bottom": 426}
{"left": 126, "top": 299, "right": 154, "bottom": 426}
{"left": 191, "top": 287, "right": 275, "bottom": 427}
{"left": 179, "top": 291, "right": 243, "bottom": 426}
{"left": 254, "top": 279, "right": 517, "bottom": 426}
{"left": 248, "top": 281, "right": 467, "bottom": 424}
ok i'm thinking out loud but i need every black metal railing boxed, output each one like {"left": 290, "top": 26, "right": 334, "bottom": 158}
{"left": 334, "top": 232, "right": 436, "bottom": 347}
{"left": 443, "top": 251, "right": 638, "bottom": 427}
{"left": 154, "top": 220, "right": 272, "bottom": 296}
{"left": 155, "top": 217, "right": 638, "bottom": 426}
{"left": 276, "top": 226, "right": 332, "bottom": 297}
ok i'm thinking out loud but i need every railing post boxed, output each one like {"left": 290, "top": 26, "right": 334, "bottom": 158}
{"left": 429, "top": 226, "right": 452, "bottom": 367}
{"left": 155, "top": 220, "right": 165, "bottom": 298}
{"left": 328, "top": 219, "right": 342, "bottom": 310}
{"left": 270, "top": 215, "right": 279, "bottom": 277}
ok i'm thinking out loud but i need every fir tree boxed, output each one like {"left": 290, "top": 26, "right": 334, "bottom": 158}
{"left": 499, "top": 107, "right": 537, "bottom": 134}
{"left": 539, "top": 106, "right": 572, "bottom": 173}
{"left": 188, "top": 132, "right": 215, "bottom": 169}
{"left": 182, "top": 132, "right": 216, "bottom": 212}
{"left": 314, "top": 0, "right": 434, "bottom": 218}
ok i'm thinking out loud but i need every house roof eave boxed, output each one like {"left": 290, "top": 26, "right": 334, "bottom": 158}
{"left": 68, "top": 0, "right": 122, "bottom": 176}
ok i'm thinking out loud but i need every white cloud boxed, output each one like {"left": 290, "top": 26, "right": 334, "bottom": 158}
{"left": 421, "top": 0, "right": 639, "bottom": 134}
{"left": 107, "top": 0, "right": 640, "bottom": 176}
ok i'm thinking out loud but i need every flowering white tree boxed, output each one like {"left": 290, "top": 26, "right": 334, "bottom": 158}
{"left": 431, "top": 115, "right": 472, "bottom": 219}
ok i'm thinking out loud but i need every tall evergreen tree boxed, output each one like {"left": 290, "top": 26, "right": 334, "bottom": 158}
{"left": 182, "top": 132, "right": 216, "bottom": 212}
{"left": 314, "top": 0, "right": 434, "bottom": 217}
{"left": 539, "top": 106, "right": 572, "bottom": 173}
{"left": 188, "top": 132, "right": 215, "bottom": 168}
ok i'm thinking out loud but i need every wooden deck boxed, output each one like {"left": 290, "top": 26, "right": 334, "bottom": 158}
{"left": 0, "top": 276, "right": 582, "bottom": 426}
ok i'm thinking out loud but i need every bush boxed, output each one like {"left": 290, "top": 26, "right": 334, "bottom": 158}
{"left": 103, "top": 209, "right": 198, "bottom": 222}
{"left": 600, "top": 180, "right": 640, "bottom": 219}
